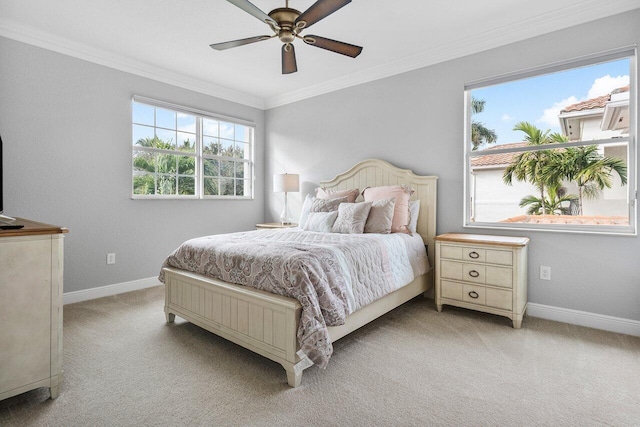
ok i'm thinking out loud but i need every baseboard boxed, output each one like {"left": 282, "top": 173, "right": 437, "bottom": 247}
{"left": 527, "top": 303, "right": 640, "bottom": 337}
{"left": 63, "top": 277, "right": 162, "bottom": 305}
{"left": 63, "top": 279, "right": 640, "bottom": 337}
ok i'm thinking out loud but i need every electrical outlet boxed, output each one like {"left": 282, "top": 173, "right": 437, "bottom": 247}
{"left": 540, "top": 265, "right": 551, "bottom": 281}
{"left": 107, "top": 253, "right": 116, "bottom": 265}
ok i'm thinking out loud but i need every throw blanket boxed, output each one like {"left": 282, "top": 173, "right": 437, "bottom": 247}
{"left": 160, "top": 229, "right": 427, "bottom": 368}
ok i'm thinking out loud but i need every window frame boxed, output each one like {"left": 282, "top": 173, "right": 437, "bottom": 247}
{"left": 131, "top": 96, "right": 255, "bottom": 200}
{"left": 463, "top": 46, "right": 637, "bottom": 235}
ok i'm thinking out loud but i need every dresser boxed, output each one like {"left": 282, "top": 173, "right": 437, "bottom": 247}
{"left": 435, "top": 233, "right": 529, "bottom": 328}
{"left": 0, "top": 218, "right": 67, "bottom": 400}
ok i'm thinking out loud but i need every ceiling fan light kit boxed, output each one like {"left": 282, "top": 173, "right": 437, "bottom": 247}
{"left": 211, "top": 0, "right": 363, "bottom": 74}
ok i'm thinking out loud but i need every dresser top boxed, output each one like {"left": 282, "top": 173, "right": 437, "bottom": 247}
{"left": 0, "top": 217, "right": 68, "bottom": 238}
{"left": 435, "top": 233, "right": 529, "bottom": 247}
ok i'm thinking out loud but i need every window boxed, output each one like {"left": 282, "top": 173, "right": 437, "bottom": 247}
{"left": 132, "top": 96, "right": 254, "bottom": 199}
{"left": 464, "top": 48, "right": 636, "bottom": 234}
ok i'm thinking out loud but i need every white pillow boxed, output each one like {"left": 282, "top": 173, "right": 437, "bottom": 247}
{"left": 364, "top": 198, "right": 396, "bottom": 234}
{"left": 409, "top": 200, "right": 420, "bottom": 233}
{"left": 298, "top": 194, "right": 314, "bottom": 228}
{"left": 316, "top": 187, "right": 359, "bottom": 203}
{"left": 303, "top": 211, "right": 339, "bottom": 233}
{"left": 332, "top": 202, "right": 372, "bottom": 234}
{"left": 297, "top": 195, "right": 346, "bottom": 228}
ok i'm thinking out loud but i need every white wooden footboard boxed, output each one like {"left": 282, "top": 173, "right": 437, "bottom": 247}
{"left": 164, "top": 266, "right": 432, "bottom": 387}
{"left": 163, "top": 267, "right": 307, "bottom": 387}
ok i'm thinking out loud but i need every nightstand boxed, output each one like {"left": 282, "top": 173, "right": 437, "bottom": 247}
{"left": 255, "top": 222, "right": 298, "bottom": 230}
{"left": 435, "top": 233, "right": 529, "bottom": 328}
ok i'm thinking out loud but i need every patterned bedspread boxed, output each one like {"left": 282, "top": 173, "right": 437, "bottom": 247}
{"left": 159, "top": 229, "right": 428, "bottom": 368}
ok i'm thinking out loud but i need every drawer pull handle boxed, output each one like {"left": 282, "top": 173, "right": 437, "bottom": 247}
{"left": 468, "top": 291, "right": 479, "bottom": 299}
{"left": 468, "top": 270, "right": 480, "bottom": 278}
{"left": 469, "top": 251, "right": 480, "bottom": 259}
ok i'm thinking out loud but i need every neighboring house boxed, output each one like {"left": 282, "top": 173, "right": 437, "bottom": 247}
{"left": 471, "top": 87, "right": 629, "bottom": 223}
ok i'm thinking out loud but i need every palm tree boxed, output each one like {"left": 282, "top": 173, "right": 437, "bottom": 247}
{"left": 503, "top": 122, "right": 567, "bottom": 215}
{"left": 519, "top": 185, "right": 577, "bottom": 215}
{"left": 133, "top": 136, "right": 196, "bottom": 195}
{"left": 543, "top": 145, "right": 627, "bottom": 215}
{"left": 471, "top": 98, "right": 497, "bottom": 150}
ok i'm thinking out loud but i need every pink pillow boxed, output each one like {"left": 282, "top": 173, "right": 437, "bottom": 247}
{"left": 316, "top": 187, "right": 359, "bottom": 203}
{"left": 363, "top": 185, "right": 414, "bottom": 234}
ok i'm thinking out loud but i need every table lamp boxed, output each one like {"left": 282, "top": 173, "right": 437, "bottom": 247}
{"left": 273, "top": 173, "right": 299, "bottom": 225}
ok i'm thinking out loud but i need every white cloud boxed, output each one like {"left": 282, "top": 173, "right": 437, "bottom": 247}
{"left": 587, "top": 74, "right": 630, "bottom": 98}
{"left": 537, "top": 96, "right": 578, "bottom": 128}
{"left": 501, "top": 113, "right": 513, "bottom": 121}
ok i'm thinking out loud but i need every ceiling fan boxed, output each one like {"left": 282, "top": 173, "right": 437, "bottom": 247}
{"left": 210, "top": 0, "right": 363, "bottom": 74}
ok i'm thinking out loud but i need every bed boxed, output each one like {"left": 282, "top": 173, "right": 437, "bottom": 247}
{"left": 161, "top": 159, "right": 437, "bottom": 387}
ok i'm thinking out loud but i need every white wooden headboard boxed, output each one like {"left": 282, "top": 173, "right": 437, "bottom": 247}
{"left": 319, "top": 159, "right": 438, "bottom": 267}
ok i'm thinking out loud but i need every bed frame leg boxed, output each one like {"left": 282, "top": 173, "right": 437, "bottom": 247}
{"left": 286, "top": 369, "right": 302, "bottom": 388}
{"left": 165, "top": 310, "right": 175, "bottom": 323}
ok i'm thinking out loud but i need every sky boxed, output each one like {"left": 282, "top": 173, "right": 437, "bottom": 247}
{"left": 471, "top": 58, "right": 630, "bottom": 147}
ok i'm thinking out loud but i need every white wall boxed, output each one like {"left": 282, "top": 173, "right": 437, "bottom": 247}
{"left": 0, "top": 37, "right": 265, "bottom": 293}
{"left": 471, "top": 168, "right": 541, "bottom": 222}
{"left": 265, "top": 9, "right": 640, "bottom": 321}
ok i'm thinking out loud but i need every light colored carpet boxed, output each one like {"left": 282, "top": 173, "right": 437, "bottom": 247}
{"left": 1, "top": 285, "right": 638, "bottom": 426}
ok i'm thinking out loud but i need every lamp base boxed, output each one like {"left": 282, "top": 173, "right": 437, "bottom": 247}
{"left": 280, "top": 192, "right": 293, "bottom": 225}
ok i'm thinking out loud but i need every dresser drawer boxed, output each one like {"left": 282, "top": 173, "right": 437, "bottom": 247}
{"left": 441, "top": 260, "right": 513, "bottom": 288}
{"left": 440, "top": 244, "right": 512, "bottom": 266}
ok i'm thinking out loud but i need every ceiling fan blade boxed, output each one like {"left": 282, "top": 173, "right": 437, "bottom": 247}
{"left": 210, "top": 35, "right": 272, "bottom": 51}
{"left": 282, "top": 44, "right": 298, "bottom": 74}
{"left": 303, "top": 35, "right": 362, "bottom": 58}
{"left": 226, "top": 0, "right": 278, "bottom": 27}
{"left": 295, "top": 0, "right": 351, "bottom": 29}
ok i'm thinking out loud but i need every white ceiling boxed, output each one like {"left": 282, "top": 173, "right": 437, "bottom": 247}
{"left": 1, "top": 0, "right": 638, "bottom": 109}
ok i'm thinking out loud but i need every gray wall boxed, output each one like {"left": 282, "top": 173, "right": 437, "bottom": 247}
{"left": 0, "top": 37, "right": 265, "bottom": 293}
{"left": 265, "top": 9, "right": 640, "bottom": 321}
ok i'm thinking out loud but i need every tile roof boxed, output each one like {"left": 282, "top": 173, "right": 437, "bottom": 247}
{"left": 561, "top": 85, "right": 630, "bottom": 113}
{"left": 500, "top": 214, "right": 628, "bottom": 225}
{"left": 470, "top": 142, "right": 527, "bottom": 167}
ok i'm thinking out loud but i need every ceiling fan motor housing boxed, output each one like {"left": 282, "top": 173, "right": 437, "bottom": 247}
{"left": 269, "top": 8, "right": 302, "bottom": 44}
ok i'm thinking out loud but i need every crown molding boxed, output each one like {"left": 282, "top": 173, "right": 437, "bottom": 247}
{"left": 0, "top": 18, "right": 265, "bottom": 110}
{"left": 1, "top": 1, "right": 638, "bottom": 111}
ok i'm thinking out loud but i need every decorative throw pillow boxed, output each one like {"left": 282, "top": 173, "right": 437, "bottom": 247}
{"left": 408, "top": 200, "right": 420, "bottom": 233}
{"left": 303, "top": 211, "right": 339, "bottom": 233}
{"left": 332, "top": 202, "right": 372, "bottom": 234}
{"left": 298, "top": 195, "right": 347, "bottom": 228}
{"left": 363, "top": 185, "right": 414, "bottom": 234}
{"left": 316, "top": 187, "right": 359, "bottom": 203}
{"left": 364, "top": 198, "right": 396, "bottom": 234}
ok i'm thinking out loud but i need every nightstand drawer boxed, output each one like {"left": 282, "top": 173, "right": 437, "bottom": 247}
{"left": 440, "top": 280, "right": 463, "bottom": 300}
{"left": 441, "top": 260, "right": 512, "bottom": 288}
{"left": 440, "top": 244, "right": 513, "bottom": 266}
{"left": 462, "top": 284, "right": 486, "bottom": 305}
{"left": 485, "top": 266, "right": 513, "bottom": 289}
{"left": 486, "top": 288, "right": 513, "bottom": 310}
{"left": 441, "top": 281, "right": 512, "bottom": 311}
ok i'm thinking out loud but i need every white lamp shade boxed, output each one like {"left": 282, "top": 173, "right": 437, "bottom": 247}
{"left": 273, "top": 173, "right": 299, "bottom": 193}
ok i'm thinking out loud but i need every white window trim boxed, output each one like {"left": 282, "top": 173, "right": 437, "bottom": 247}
{"left": 131, "top": 96, "right": 255, "bottom": 200}
{"left": 463, "top": 46, "right": 637, "bottom": 236}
